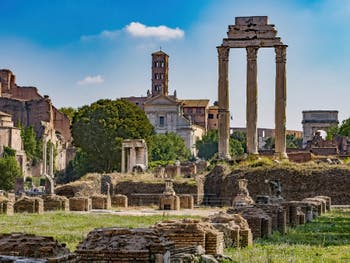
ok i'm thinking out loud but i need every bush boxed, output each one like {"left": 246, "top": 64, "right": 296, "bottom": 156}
{"left": 0, "top": 156, "right": 22, "bottom": 191}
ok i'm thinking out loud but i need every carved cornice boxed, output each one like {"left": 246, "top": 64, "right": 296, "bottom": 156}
{"left": 246, "top": 46, "right": 259, "bottom": 61}
{"left": 275, "top": 45, "right": 287, "bottom": 63}
{"left": 217, "top": 46, "right": 230, "bottom": 61}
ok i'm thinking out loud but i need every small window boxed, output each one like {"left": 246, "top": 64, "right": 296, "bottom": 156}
{"left": 161, "top": 61, "right": 164, "bottom": 68}
{"left": 161, "top": 74, "right": 164, "bottom": 79}
{"left": 188, "top": 109, "right": 192, "bottom": 114}
{"left": 217, "top": 114, "right": 219, "bottom": 119}
{"left": 196, "top": 108, "right": 202, "bottom": 114}
{"left": 159, "top": 116, "right": 165, "bottom": 127}
{"left": 208, "top": 114, "right": 214, "bottom": 119}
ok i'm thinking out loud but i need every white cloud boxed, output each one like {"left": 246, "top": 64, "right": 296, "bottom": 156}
{"left": 125, "top": 22, "right": 184, "bottom": 40}
{"left": 77, "top": 75, "right": 104, "bottom": 85}
{"left": 81, "top": 30, "right": 120, "bottom": 41}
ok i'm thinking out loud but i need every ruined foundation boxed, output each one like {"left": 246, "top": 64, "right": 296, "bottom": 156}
{"left": 42, "top": 194, "right": 69, "bottom": 211}
{"left": 91, "top": 194, "right": 111, "bottom": 210}
{"left": 69, "top": 197, "right": 91, "bottom": 211}
{"left": 14, "top": 196, "right": 43, "bottom": 214}
{"left": 111, "top": 194, "right": 128, "bottom": 208}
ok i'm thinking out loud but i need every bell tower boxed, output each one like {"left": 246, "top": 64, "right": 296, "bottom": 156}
{"left": 151, "top": 50, "right": 169, "bottom": 96}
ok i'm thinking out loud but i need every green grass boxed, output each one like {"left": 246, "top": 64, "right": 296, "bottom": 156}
{"left": 0, "top": 212, "right": 197, "bottom": 251}
{"left": 226, "top": 209, "right": 350, "bottom": 262}
{"left": 2, "top": 209, "right": 350, "bottom": 262}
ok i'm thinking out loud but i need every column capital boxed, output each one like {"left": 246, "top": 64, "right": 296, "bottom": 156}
{"left": 217, "top": 46, "right": 230, "bottom": 61}
{"left": 275, "top": 45, "right": 287, "bottom": 63}
{"left": 246, "top": 46, "right": 259, "bottom": 61}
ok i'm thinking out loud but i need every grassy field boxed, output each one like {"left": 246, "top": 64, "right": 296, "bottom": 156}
{"left": 228, "top": 208, "right": 350, "bottom": 263}
{"left": 0, "top": 212, "right": 196, "bottom": 251}
{"left": 1, "top": 209, "right": 350, "bottom": 262}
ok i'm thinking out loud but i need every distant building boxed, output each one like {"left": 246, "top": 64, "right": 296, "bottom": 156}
{"left": 124, "top": 50, "right": 207, "bottom": 155}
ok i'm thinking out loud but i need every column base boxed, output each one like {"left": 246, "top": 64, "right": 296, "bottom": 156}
{"left": 218, "top": 153, "right": 231, "bottom": 160}
{"left": 274, "top": 152, "right": 288, "bottom": 160}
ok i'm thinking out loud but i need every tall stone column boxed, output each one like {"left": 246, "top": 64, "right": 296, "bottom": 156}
{"left": 246, "top": 46, "right": 259, "bottom": 155}
{"left": 49, "top": 143, "right": 54, "bottom": 177}
{"left": 42, "top": 139, "right": 47, "bottom": 175}
{"left": 275, "top": 45, "right": 288, "bottom": 158}
{"left": 121, "top": 145, "right": 125, "bottom": 173}
{"left": 217, "top": 46, "right": 231, "bottom": 159}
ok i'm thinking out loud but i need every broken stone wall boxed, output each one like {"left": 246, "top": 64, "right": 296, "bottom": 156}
{"left": 14, "top": 196, "right": 43, "bottom": 214}
{"left": 91, "top": 195, "right": 111, "bottom": 209}
{"left": 43, "top": 195, "right": 69, "bottom": 211}
{"left": 204, "top": 165, "right": 350, "bottom": 205}
{"left": 69, "top": 197, "right": 91, "bottom": 211}
{"left": 111, "top": 194, "right": 128, "bottom": 208}
{"left": 114, "top": 181, "right": 200, "bottom": 206}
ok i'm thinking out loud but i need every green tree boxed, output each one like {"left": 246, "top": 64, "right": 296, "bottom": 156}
{"left": 19, "top": 125, "right": 42, "bottom": 165}
{"left": 196, "top": 130, "right": 246, "bottom": 160}
{"left": 0, "top": 156, "right": 22, "bottom": 191}
{"left": 286, "top": 134, "right": 303, "bottom": 148}
{"left": 3, "top": 146, "right": 16, "bottom": 157}
{"left": 151, "top": 132, "right": 191, "bottom": 161}
{"left": 71, "top": 99, "right": 154, "bottom": 173}
{"left": 59, "top": 107, "right": 77, "bottom": 121}
{"left": 196, "top": 130, "right": 218, "bottom": 160}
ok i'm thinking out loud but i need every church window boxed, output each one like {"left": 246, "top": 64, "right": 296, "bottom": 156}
{"left": 159, "top": 116, "right": 165, "bottom": 127}
{"left": 208, "top": 114, "right": 214, "bottom": 119}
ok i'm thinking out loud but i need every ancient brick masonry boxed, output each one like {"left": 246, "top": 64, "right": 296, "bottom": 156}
{"left": 14, "top": 196, "right": 44, "bottom": 214}
{"left": 0, "top": 233, "right": 74, "bottom": 262}
{"left": 42, "top": 195, "right": 69, "bottom": 212}
{"left": 69, "top": 197, "right": 91, "bottom": 211}
{"left": 0, "top": 192, "right": 15, "bottom": 215}
{"left": 111, "top": 194, "right": 128, "bottom": 208}
{"left": 75, "top": 228, "right": 174, "bottom": 263}
{"left": 91, "top": 194, "right": 111, "bottom": 209}
{"left": 153, "top": 218, "right": 224, "bottom": 255}
{"left": 205, "top": 212, "right": 253, "bottom": 248}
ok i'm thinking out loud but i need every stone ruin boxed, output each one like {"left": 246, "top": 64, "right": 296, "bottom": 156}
{"left": 42, "top": 194, "right": 69, "bottom": 212}
{"left": 111, "top": 194, "right": 128, "bottom": 208}
{"left": 152, "top": 218, "right": 224, "bottom": 256}
{"left": 232, "top": 178, "right": 255, "bottom": 207}
{"left": 121, "top": 139, "right": 148, "bottom": 173}
{"left": 159, "top": 179, "right": 180, "bottom": 210}
{"left": 75, "top": 228, "right": 174, "bottom": 263}
{"left": 91, "top": 194, "right": 111, "bottom": 210}
{"left": 68, "top": 196, "right": 92, "bottom": 211}
{"left": 217, "top": 16, "right": 287, "bottom": 159}
{"left": 227, "top": 178, "right": 332, "bottom": 239}
{"left": 0, "top": 191, "right": 15, "bottom": 215}
{"left": 14, "top": 195, "right": 44, "bottom": 214}
{"left": 0, "top": 233, "right": 74, "bottom": 262}
{"left": 204, "top": 212, "right": 253, "bottom": 248}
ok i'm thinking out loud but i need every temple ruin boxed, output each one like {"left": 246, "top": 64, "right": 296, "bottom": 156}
{"left": 217, "top": 16, "right": 287, "bottom": 158}
{"left": 121, "top": 139, "right": 148, "bottom": 173}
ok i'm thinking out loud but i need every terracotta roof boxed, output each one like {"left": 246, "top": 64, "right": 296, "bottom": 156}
{"left": 180, "top": 99, "right": 209, "bottom": 107}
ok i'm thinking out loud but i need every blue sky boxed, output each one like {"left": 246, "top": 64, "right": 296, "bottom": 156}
{"left": 0, "top": 0, "right": 349, "bottom": 130}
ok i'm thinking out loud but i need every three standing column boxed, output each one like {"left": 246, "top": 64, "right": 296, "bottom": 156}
{"left": 246, "top": 46, "right": 259, "bottom": 155}
{"left": 217, "top": 46, "right": 231, "bottom": 159}
{"left": 275, "top": 45, "right": 288, "bottom": 158}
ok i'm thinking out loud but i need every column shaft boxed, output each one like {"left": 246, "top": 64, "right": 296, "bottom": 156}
{"left": 49, "top": 142, "right": 54, "bottom": 177}
{"left": 275, "top": 45, "right": 288, "bottom": 158}
{"left": 42, "top": 139, "right": 47, "bottom": 175}
{"left": 121, "top": 145, "right": 125, "bottom": 173}
{"left": 217, "top": 46, "right": 231, "bottom": 159}
{"left": 246, "top": 46, "right": 259, "bottom": 154}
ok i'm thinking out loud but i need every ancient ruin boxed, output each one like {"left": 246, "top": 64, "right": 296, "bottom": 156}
{"left": 218, "top": 16, "right": 287, "bottom": 158}
{"left": 302, "top": 110, "right": 338, "bottom": 147}
{"left": 159, "top": 179, "right": 180, "bottom": 210}
{"left": 121, "top": 139, "right": 148, "bottom": 173}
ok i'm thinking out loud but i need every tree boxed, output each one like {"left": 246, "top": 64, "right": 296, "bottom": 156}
{"left": 196, "top": 130, "right": 246, "bottom": 160}
{"left": 0, "top": 156, "right": 22, "bottom": 191}
{"left": 59, "top": 107, "right": 77, "bottom": 121}
{"left": 71, "top": 99, "right": 154, "bottom": 173}
{"left": 196, "top": 130, "right": 218, "bottom": 160}
{"left": 19, "top": 125, "right": 42, "bottom": 165}
{"left": 151, "top": 132, "right": 191, "bottom": 161}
